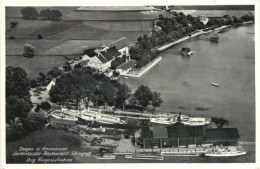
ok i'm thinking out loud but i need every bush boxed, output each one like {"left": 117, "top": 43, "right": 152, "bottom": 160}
{"left": 38, "top": 34, "right": 43, "bottom": 39}
{"left": 23, "top": 44, "right": 35, "bottom": 58}
{"left": 21, "top": 7, "right": 39, "bottom": 20}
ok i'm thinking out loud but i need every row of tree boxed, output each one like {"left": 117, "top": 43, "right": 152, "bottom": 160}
{"left": 21, "top": 7, "right": 62, "bottom": 21}
{"left": 6, "top": 66, "right": 47, "bottom": 141}
{"left": 129, "top": 11, "right": 205, "bottom": 69}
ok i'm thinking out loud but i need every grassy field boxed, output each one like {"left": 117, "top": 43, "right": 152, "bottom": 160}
{"left": 47, "top": 23, "right": 110, "bottom": 40}
{"left": 6, "top": 55, "right": 67, "bottom": 78}
{"left": 82, "top": 20, "right": 153, "bottom": 31}
{"left": 41, "top": 40, "right": 111, "bottom": 55}
{"left": 26, "top": 21, "right": 82, "bottom": 39}
{"left": 63, "top": 11, "right": 158, "bottom": 20}
{"left": 6, "top": 19, "right": 53, "bottom": 38}
{"left": 103, "top": 30, "right": 150, "bottom": 41}
{"left": 6, "top": 39, "right": 65, "bottom": 55}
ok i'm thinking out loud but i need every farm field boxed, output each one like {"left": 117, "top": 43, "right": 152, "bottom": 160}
{"left": 6, "top": 55, "right": 67, "bottom": 78}
{"left": 6, "top": 39, "right": 65, "bottom": 55}
{"left": 47, "top": 23, "right": 110, "bottom": 40}
{"left": 82, "top": 20, "right": 153, "bottom": 31}
{"left": 6, "top": 19, "right": 53, "bottom": 39}
{"left": 41, "top": 40, "right": 112, "bottom": 55}
{"left": 63, "top": 11, "right": 158, "bottom": 20}
{"left": 102, "top": 30, "right": 150, "bottom": 41}
{"left": 190, "top": 10, "right": 254, "bottom": 17}
{"left": 26, "top": 21, "right": 82, "bottom": 39}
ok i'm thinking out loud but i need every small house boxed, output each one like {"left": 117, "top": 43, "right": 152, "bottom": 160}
{"left": 102, "top": 37, "right": 129, "bottom": 56}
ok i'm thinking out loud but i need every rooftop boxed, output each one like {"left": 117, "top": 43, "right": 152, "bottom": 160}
{"left": 98, "top": 46, "right": 121, "bottom": 63}
{"left": 104, "top": 37, "right": 129, "bottom": 50}
{"left": 116, "top": 59, "right": 137, "bottom": 70}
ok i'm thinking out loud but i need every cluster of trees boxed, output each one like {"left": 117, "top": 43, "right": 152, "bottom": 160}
{"left": 49, "top": 67, "right": 131, "bottom": 109}
{"left": 130, "top": 85, "right": 163, "bottom": 111}
{"left": 6, "top": 66, "right": 46, "bottom": 141}
{"left": 111, "top": 55, "right": 126, "bottom": 69}
{"left": 207, "top": 14, "right": 254, "bottom": 27}
{"left": 129, "top": 11, "right": 205, "bottom": 69}
{"left": 211, "top": 117, "right": 229, "bottom": 128}
{"left": 21, "top": 7, "right": 62, "bottom": 21}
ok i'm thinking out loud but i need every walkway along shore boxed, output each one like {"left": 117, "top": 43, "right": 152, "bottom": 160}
{"left": 157, "top": 25, "right": 230, "bottom": 52}
{"left": 123, "top": 56, "right": 162, "bottom": 77}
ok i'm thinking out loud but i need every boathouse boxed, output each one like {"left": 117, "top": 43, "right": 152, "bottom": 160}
{"left": 140, "top": 125, "right": 240, "bottom": 148}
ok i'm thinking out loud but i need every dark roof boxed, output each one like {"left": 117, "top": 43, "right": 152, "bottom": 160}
{"left": 205, "top": 128, "right": 240, "bottom": 139}
{"left": 151, "top": 126, "right": 168, "bottom": 138}
{"left": 105, "top": 37, "right": 129, "bottom": 50}
{"left": 116, "top": 60, "right": 137, "bottom": 70}
{"left": 99, "top": 46, "right": 121, "bottom": 63}
{"left": 49, "top": 118, "right": 76, "bottom": 125}
{"left": 167, "top": 126, "right": 205, "bottom": 138}
{"left": 141, "top": 126, "right": 206, "bottom": 139}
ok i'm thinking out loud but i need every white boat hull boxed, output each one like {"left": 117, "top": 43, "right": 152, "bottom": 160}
{"left": 205, "top": 151, "right": 246, "bottom": 157}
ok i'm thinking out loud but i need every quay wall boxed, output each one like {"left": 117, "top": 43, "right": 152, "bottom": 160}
{"left": 123, "top": 56, "right": 162, "bottom": 78}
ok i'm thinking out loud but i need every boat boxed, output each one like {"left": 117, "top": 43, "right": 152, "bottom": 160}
{"left": 94, "top": 154, "right": 116, "bottom": 159}
{"left": 210, "top": 34, "right": 219, "bottom": 42}
{"left": 150, "top": 117, "right": 177, "bottom": 125}
{"left": 180, "top": 47, "right": 194, "bottom": 56}
{"left": 181, "top": 117, "right": 211, "bottom": 126}
{"left": 125, "top": 154, "right": 163, "bottom": 160}
{"left": 204, "top": 146, "right": 246, "bottom": 157}
{"left": 161, "top": 151, "right": 201, "bottom": 156}
{"left": 211, "top": 83, "right": 219, "bottom": 87}
{"left": 51, "top": 110, "right": 78, "bottom": 121}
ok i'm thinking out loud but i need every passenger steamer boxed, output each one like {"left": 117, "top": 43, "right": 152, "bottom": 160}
{"left": 204, "top": 146, "right": 246, "bottom": 157}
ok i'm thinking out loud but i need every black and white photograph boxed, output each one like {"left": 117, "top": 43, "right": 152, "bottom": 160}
{"left": 0, "top": 1, "right": 259, "bottom": 167}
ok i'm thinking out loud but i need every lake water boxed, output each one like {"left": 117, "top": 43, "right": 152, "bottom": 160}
{"left": 121, "top": 24, "right": 255, "bottom": 142}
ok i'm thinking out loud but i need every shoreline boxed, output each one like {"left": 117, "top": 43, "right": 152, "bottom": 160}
{"left": 157, "top": 25, "right": 230, "bottom": 52}
{"left": 122, "top": 56, "right": 162, "bottom": 78}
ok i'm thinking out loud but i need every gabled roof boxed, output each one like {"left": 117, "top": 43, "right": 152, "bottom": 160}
{"left": 80, "top": 59, "right": 90, "bottom": 66}
{"left": 116, "top": 59, "right": 137, "bottom": 70}
{"left": 98, "top": 46, "right": 121, "bottom": 63}
{"left": 104, "top": 37, "right": 129, "bottom": 50}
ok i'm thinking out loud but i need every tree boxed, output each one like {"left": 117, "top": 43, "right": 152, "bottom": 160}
{"left": 40, "top": 9, "right": 62, "bottom": 21}
{"left": 23, "top": 44, "right": 35, "bottom": 58}
{"left": 47, "top": 67, "right": 63, "bottom": 78}
{"left": 6, "top": 66, "right": 31, "bottom": 99}
{"left": 116, "top": 83, "right": 131, "bottom": 109}
{"left": 100, "top": 81, "right": 116, "bottom": 107}
{"left": 38, "top": 34, "right": 43, "bottom": 39}
{"left": 10, "top": 21, "right": 18, "bottom": 29}
{"left": 133, "top": 85, "right": 153, "bottom": 109}
{"left": 6, "top": 96, "right": 32, "bottom": 122}
{"left": 25, "top": 111, "right": 46, "bottom": 131}
{"left": 152, "top": 92, "right": 163, "bottom": 111}
{"left": 211, "top": 117, "right": 229, "bottom": 128}
{"left": 6, "top": 117, "right": 25, "bottom": 141}
{"left": 21, "top": 7, "right": 39, "bottom": 20}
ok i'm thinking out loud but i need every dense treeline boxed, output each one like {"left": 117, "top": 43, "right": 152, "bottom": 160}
{"left": 49, "top": 67, "right": 131, "bottom": 109}
{"left": 6, "top": 66, "right": 46, "bottom": 141}
{"left": 21, "top": 7, "right": 62, "bottom": 21}
{"left": 130, "top": 11, "right": 204, "bottom": 68}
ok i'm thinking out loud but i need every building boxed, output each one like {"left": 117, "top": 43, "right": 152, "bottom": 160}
{"left": 102, "top": 37, "right": 129, "bottom": 55}
{"left": 81, "top": 46, "right": 121, "bottom": 72}
{"left": 104, "top": 68, "right": 114, "bottom": 78}
{"left": 139, "top": 125, "right": 240, "bottom": 148}
{"left": 49, "top": 118, "right": 76, "bottom": 129}
{"left": 116, "top": 59, "right": 137, "bottom": 75}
